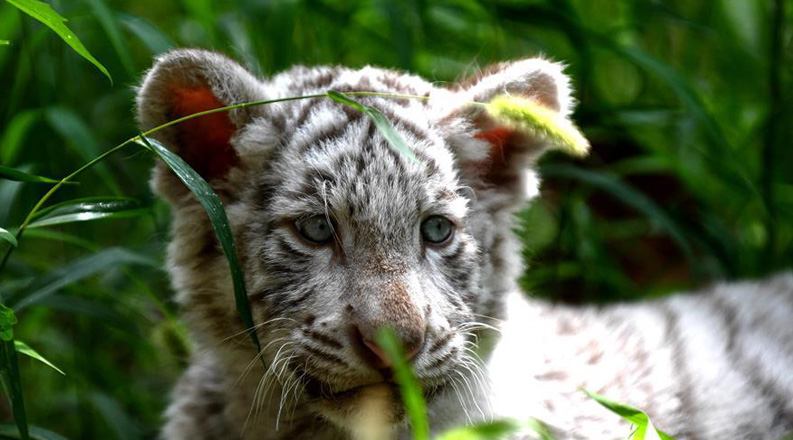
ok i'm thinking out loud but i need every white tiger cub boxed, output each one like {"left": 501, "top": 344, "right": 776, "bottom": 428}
{"left": 137, "top": 49, "right": 793, "bottom": 439}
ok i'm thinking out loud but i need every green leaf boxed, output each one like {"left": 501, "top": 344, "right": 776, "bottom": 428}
{"left": 0, "top": 339, "right": 28, "bottom": 440}
{"left": 0, "top": 166, "right": 68, "bottom": 185}
{"left": 583, "top": 389, "right": 676, "bottom": 440}
{"left": 8, "top": 248, "right": 158, "bottom": 312}
{"left": 0, "top": 40, "right": 9, "bottom": 45}
{"left": 135, "top": 136, "right": 262, "bottom": 354}
{"left": 0, "top": 424, "right": 68, "bottom": 440}
{"left": 0, "top": 304, "right": 17, "bottom": 342}
{"left": 4, "top": 0, "right": 111, "bottom": 83}
{"left": 13, "top": 341, "right": 64, "bottom": 376}
{"left": 327, "top": 91, "right": 420, "bottom": 163}
{"left": 375, "top": 328, "right": 429, "bottom": 440}
{"left": 0, "top": 228, "right": 16, "bottom": 248}
{"left": 28, "top": 197, "right": 148, "bottom": 228}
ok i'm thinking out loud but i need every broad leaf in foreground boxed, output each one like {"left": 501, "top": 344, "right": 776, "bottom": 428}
{"left": 28, "top": 197, "right": 148, "bottom": 228}
{"left": 135, "top": 136, "right": 262, "bottom": 354}
{"left": 584, "top": 389, "right": 676, "bottom": 440}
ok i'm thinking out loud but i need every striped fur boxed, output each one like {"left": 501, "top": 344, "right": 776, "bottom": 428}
{"left": 137, "top": 50, "right": 793, "bottom": 439}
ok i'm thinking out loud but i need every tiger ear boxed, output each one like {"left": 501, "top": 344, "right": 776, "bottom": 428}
{"left": 136, "top": 49, "right": 266, "bottom": 202}
{"left": 432, "top": 58, "right": 581, "bottom": 202}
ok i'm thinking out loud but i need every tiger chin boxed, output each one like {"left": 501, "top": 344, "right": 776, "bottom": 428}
{"left": 139, "top": 49, "right": 793, "bottom": 440}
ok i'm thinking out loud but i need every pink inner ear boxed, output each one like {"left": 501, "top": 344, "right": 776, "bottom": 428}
{"left": 168, "top": 86, "right": 238, "bottom": 180}
{"left": 473, "top": 127, "right": 520, "bottom": 186}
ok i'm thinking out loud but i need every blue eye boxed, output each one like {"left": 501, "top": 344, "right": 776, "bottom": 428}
{"left": 296, "top": 215, "right": 333, "bottom": 244}
{"left": 421, "top": 216, "right": 454, "bottom": 244}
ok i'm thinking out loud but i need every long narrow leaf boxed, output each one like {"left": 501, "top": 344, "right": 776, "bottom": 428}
{"left": 327, "top": 91, "right": 420, "bottom": 163}
{"left": 0, "top": 228, "right": 16, "bottom": 248}
{"left": 376, "top": 328, "right": 429, "bottom": 440}
{"left": 135, "top": 136, "right": 261, "bottom": 353}
{"left": 4, "top": 0, "right": 111, "bottom": 82}
{"left": 28, "top": 197, "right": 148, "bottom": 228}
{"left": 583, "top": 390, "right": 675, "bottom": 440}
{"left": 13, "top": 341, "right": 64, "bottom": 376}
{"left": 0, "top": 166, "right": 68, "bottom": 185}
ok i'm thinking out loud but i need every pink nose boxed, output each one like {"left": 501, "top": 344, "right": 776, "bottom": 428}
{"left": 361, "top": 338, "right": 422, "bottom": 369}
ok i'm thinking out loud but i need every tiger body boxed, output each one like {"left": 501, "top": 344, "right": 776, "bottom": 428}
{"left": 136, "top": 50, "right": 793, "bottom": 439}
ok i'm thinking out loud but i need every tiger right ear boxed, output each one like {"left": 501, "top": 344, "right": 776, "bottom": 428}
{"left": 136, "top": 49, "right": 267, "bottom": 202}
{"left": 432, "top": 58, "right": 582, "bottom": 202}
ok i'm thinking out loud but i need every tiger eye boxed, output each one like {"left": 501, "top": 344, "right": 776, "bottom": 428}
{"left": 296, "top": 215, "right": 333, "bottom": 244}
{"left": 420, "top": 216, "right": 454, "bottom": 244}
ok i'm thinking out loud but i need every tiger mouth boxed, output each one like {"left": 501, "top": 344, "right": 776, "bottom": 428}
{"left": 296, "top": 366, "right": 449, "bottom": 404}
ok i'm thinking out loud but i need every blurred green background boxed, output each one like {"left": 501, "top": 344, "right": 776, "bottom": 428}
{"left": 0, "top": 0, "right": 791, "bottom": 438}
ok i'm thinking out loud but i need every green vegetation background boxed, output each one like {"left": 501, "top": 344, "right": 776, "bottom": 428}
{"left": 0, "top": 0, "right": 791, "bottom": 438}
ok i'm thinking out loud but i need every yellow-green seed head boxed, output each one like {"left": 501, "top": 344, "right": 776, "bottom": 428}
{"left": 484, "top": 95, "right": 590, "bottom": 157}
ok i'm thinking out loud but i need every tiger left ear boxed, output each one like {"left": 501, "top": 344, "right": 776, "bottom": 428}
{"left": 432, "top": 58, "right": 579, "bottom": 199}
{"left": 137, "top": 49, "right": 268, "bottom": 204}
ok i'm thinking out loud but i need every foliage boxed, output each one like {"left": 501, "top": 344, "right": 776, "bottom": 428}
{"left": 0, "top": 0, "right": 791, "bottom": 439}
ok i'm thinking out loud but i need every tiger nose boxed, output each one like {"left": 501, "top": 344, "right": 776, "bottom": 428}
{"left": 353, "top": 325, "right": 425, "bottom": 369}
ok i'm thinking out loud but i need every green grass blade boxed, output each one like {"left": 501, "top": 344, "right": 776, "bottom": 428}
{"left": 13, "top": 341, "right": 63, "bottom": 376}
{"left": 0, "top": 40, "right": 8, "bottom": 45}
{"left": 583, "top": 389, "right": 676, "bottom": 440}
{"left": 8, "top": 248, "right": 158, "bottom": 312}
{"left": 135, "top": 136, "right": 262, "bottom": 354}
{"left": 327, "top": 91, "right": 420, "bottom": 163}
{"left": 0, "top": 166, "right": 69, "bottom": 185}
{"left": 0, "top": 424, "right": 69, "bottom": 440}
{"left": 0, "top": 228, "right": 16, "bottom": 248}
{"left": 4, "top": 0, "right": 111, "bottom": 83}
{"left": 375, "top": 328, "right": 429, "bottom": 440}
{"left": 27, "top": 197, "right": 148, "bottom": 228}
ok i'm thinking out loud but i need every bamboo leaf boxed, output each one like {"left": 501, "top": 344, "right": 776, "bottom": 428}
{"left": 375, "top": 328, "right": 429, "bottom": 440}
{"left": 135, "top": 136, "right": 261, "bottom": 353}
{"left": 28, "top": 197, "right": 148, "bottom": 228}
{"left": 13, "top": 341, "right": 64, "bottom": 376}
{"left": 583, "top": 389, "right": 676, "bottom": 440}
{"left": 4, "top": 0, "right": 111, "bottom": 83}
{"left": 0, "top": 228, "right": 16, "bottom": 248}
{"left": 327, "top": 91, "right": 420, "bottom": 163}
{"left": 0, "top": 166, "right": 69, "bottom": 185}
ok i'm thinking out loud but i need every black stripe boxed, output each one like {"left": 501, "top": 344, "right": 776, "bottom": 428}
{"left": 302, "top": 345, "right": 349, "bottom": 368}
{"left": 711, "top": 295, "right": 793, "bottom": 431}
{"left": 660, "top": 304, "right": 701, "bottom": 440}
{"left": 303, "top": 329, "right": 343, "bottom": 350}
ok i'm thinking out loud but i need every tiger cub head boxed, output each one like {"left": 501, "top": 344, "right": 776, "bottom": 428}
{"left": 137, "top": 49, "right": 576, "bottom": 432}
